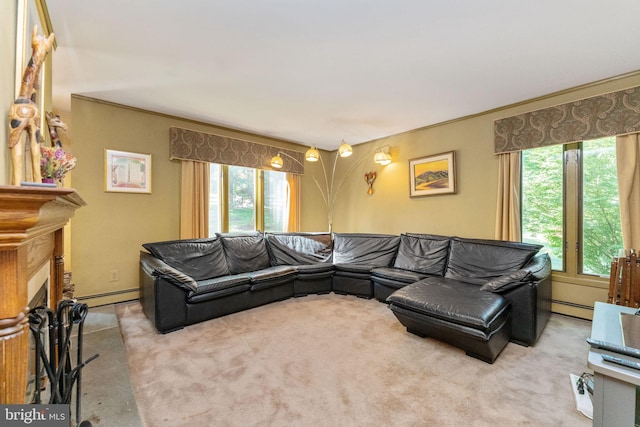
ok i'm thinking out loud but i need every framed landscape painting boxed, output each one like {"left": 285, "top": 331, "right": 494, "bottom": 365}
{"left": 105, "top": 149, "right": 152, "bottom": 193}
{"left": 409, "top": 151, "right": 456, "bottom": 197}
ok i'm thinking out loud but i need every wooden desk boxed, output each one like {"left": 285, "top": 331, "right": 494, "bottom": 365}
{"left": 588, "top": 302, "right": 640, "bottom": 427}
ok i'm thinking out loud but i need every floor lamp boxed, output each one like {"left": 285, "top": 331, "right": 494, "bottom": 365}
{"left": 271, "top": 141, "right": 392, "bottom": 233}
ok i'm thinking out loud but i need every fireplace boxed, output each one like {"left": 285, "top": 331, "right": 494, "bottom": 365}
{"left": 0, "top": 186, "right": 85, "bottom": 404}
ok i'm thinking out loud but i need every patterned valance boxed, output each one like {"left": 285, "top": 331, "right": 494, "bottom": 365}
{"left": 494, "top": 86, "right": 640, "bottom": 153}
{"left": 169, "top": 127, "right": 304, "bottom": 174}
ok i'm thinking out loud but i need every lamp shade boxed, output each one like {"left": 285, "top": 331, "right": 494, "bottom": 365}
{"left": 373, "top": 151, "right": 392, "bottom": 165}
{"left": 270, "top": 154, "right": 283, "bottom": 169}
{"left": 305, "top": 147, "right": 320, "bottom": 162}
{"left": 338, "top": 140, "right": 353, "bottom": 157}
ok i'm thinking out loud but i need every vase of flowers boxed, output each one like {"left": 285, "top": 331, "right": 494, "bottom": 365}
{"left": 40, "top": 145, "right": 77, "bottom": 184}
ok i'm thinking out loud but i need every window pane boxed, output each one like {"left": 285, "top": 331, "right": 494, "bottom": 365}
{"left": 228, "top": 166, "right": 255, "bottom": 231}
{"left": 581, "top": 137, "right": 622, "bottom": 276}
{"left": 264, "top": 171, "right": 289, "bottom": 232}
{"left": 522, "top": 145, "right": 564, "bottom": 270}
{"left": 209, "top": 164, "right": 221, "bottom": 235}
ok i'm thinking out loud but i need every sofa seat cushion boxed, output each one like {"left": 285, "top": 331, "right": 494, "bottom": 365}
{"left": 444, "top": 238, "right": 542, "bottom": 285}
{"left": 142, "top": 237, "right": 230, "bottom": 280}
{"left": 245, "top": 266, "right": 296, "bottom": 292}
{"left": 371, "top": 267, "right": 429, "bottom": 284}
{"left": 334, "top": 263, "right": 374, "bottom": 275}
{"left": 394, "top": 234, "right": 451, "bottom": 275}
{"left": 387, "top": 277, "right": 509, "bottom": 334}
{"left": 187, "top": 275, "right": 252, "bottom": 303}
{"left": 245, "top": 265, "right": 296, "bottom": 282}
{"left": 294, "top": 263, "right": 335, "bottom": 275}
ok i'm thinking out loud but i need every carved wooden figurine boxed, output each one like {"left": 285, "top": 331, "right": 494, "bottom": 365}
{"left": 46, "top": 112, "right": 67, "bottom": 147}
{"left": 8, "top": 26, "right": 55, "bottom": 185}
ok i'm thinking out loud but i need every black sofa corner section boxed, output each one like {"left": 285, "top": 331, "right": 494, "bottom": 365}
{"left": 139, "top": 232, "right": 552, "bottom": 363}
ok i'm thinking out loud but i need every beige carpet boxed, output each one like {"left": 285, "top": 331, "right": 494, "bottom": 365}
{"left": 116, "top": 294, "right": 592, "bottom": 427}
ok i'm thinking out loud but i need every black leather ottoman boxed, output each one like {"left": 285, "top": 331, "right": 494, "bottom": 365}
{"left": 387, "top": 277, "right": 511, "bottom": 363}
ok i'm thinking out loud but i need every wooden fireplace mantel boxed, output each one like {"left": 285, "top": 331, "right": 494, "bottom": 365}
{"left": 0, "top": 185, "right": 85, "bottom": 404}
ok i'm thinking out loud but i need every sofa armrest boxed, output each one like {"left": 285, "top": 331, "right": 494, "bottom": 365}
{"left": 499, "top": 274, "right": 552, "bottom": 346}
{"left": 522, "top": 253, "right": 552, "bottom": 281}
{"left": 483, "top": 253, "right": 551, "bottom": 345}
{"left": 140, "top": 251, "right": 197, "bottom": 293}
{"left": 139, "top": 251, "right": 189, "bottom": 333}
{"left": 479, "top": 254, "right": 552, "bottom": 292}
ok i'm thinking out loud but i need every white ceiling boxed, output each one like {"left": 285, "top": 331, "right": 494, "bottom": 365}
{"left": 47, "top": 0, "right": 640, "bottom": 150}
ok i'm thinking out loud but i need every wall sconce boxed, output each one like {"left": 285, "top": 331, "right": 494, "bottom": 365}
{"left": 373, "top": 147, "right": 392, "bottom": 165}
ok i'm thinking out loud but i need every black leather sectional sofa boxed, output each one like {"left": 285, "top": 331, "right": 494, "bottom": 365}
{"left": 139, "top": 232, "right": 551, "bottom": 363}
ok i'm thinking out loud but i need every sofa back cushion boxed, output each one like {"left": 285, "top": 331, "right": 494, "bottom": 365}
{"left": 394, "top": 234, "right": 451, "bottom": 275}
{"left": 142, "top": 237, "right": 229, "bottom": 281}
{"left": 219, "top": 232, "right": 271, "bottom": 274}
{"left": 444, "top": 237, "right": 542, "bottom": 285}
{"left": 265, "top": 232, "right": 333, "bottom": 265}
{"left": 333, "top": 233, "right": 400, "bottom": 266}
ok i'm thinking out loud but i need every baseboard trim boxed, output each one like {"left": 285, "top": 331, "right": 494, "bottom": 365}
{"left": 551, "top": 299, "right": 595, "bottom": 320}
{"left": 76, "top": 288, "right": 139, "bottom": 307}
{"left": 551, "top": 299, "right": 594, "bottom": 311}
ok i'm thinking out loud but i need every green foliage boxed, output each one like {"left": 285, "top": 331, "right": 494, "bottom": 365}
{"left": 582, "top": 137, "right": 622, "bottom": 275}
{"left": 229, "top": 207, "right": 255, "bottom": 231}
{"left": 522, "top": 144, "right": 564, "bottom": 270}
{"left": 228, "top": 167, "right": 255, "bottom": 231}
{"left": 225, "top": 167, "right": 288, "bottom": 233}
{"left": 229, "top": 167, "right": 255, "bottom": 210}
{"left": 522, "top": 137, "right": 622, "bottom": 276}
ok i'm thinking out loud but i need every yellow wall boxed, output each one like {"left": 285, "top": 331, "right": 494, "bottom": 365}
{"left": 67, "top": 66, "right": 640, "bottom": 315}
{"left": 326, "top": 71, "right": 640, "bottom": 319}
{"left": 332, "top": 73, "right": 640, "bottom": 237}
{"left": 70, "top": 96, "right": 309, "bottom": 306}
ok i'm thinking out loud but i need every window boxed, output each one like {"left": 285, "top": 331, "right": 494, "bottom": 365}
{"left": 209, "top": 164, "right": 290, "bottom": 235}
{"left": 209, "top": 164, "right": 221, "bottom": 233}
{"left": 581, "top": 137, "right": 623, "bottom": 275}
{"left": 522, "top": 144, "right": 564, "bottom": 270}
{"left": 228, "top": 166, "right": 256, "bottom": 232}
{"left": 264, "top": 170, "right": 289, "bottom": 232}
{"left": 522, "top": 137, "right": 622, "bottom": 277}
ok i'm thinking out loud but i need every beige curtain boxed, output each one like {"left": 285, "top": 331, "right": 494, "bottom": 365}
{"left": 180, "top": 160, "right": 210, "bottom": 239}
{"left": 286, "top": 173, "right": 300, "bottom": 232}
{"left": 494, "top": 152, "right": 521, "bottom": 241}
{"left": 616, "top": 133, "right": 640, "bottom": 252}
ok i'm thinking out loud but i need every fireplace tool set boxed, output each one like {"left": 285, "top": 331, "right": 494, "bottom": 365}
{"left": 29, "top": 300, "right": 99, "bottom": 427}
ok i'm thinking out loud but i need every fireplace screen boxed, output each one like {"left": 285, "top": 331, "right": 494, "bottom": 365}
{"left": 27, "top": 296, "right": 98, "bottom": 426}
{"left": 26, "top": 280, "right": 48, "bottom": 403}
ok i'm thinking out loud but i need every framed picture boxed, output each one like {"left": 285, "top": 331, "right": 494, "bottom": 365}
{"left": 105, "top": 149, "right": 152, "bottom": 193}
{"left": 409, "top": 151, "right": 456, "bottom": 197}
